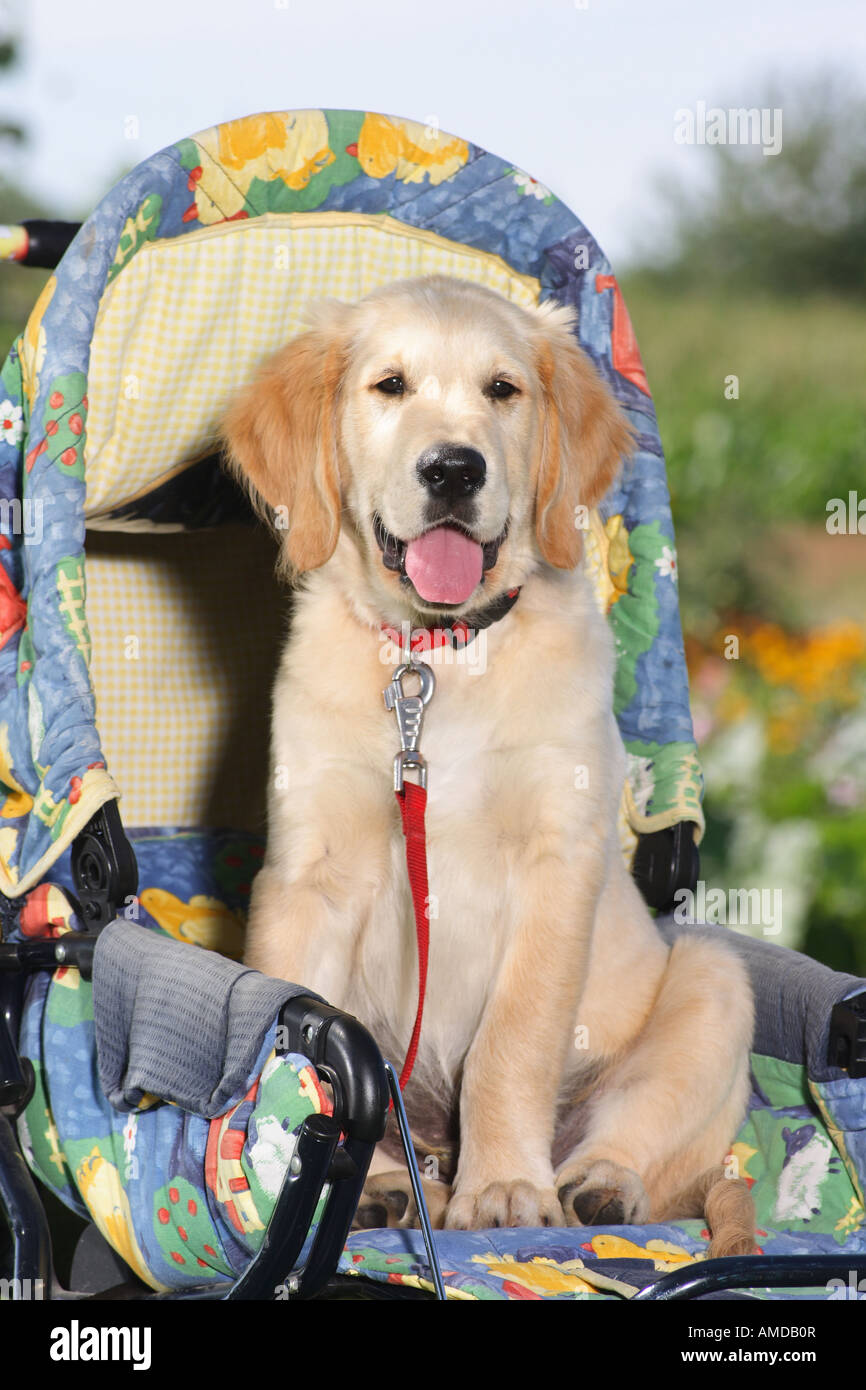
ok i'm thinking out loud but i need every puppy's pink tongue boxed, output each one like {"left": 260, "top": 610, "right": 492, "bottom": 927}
{"left": 404, "top": 526, "right": 483, "bottom": 604}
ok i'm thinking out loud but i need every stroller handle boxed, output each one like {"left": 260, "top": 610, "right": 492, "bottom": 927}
{"left": 1, "top": 220, "right": 81, "bottom": 269}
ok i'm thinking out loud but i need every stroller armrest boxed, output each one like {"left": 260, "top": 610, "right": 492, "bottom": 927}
{"left": 633, "top": 821, "right": 699, "bottom": 913}
{"left": 226, "top": 997, "right": 389, "bottom": 1300}
{"left": 277, "top": 995, "right": 389, "bottom": 1147}
{"left": 829, "top": 992, "right": 866, "bottom": 1078}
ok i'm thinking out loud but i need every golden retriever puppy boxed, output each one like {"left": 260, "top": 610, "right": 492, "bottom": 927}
{"left": 222, "top": 274, "right": 755, "bottom": 1253}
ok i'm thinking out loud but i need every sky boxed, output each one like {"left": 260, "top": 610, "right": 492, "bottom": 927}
{"left": 2, "top": 0, "right": 865, "bottom": 266}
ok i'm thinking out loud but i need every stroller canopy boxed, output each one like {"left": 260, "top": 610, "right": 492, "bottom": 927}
{"left": 0, "top": 108, "right": 702, "bottom": 896}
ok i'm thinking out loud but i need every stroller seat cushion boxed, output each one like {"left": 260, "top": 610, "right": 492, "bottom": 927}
{"left": 83, "top": 526, "right": 286, "bottom": 832}
{"left": 12, "top": 827, "right": 866, "bottom": 1298}
{"left": 93, "top": 918, "right": 320, "bottom": 1119}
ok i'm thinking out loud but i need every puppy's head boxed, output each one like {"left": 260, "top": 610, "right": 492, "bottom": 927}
{"left": 222, "top": 275, "right": 635, "bottom": 617}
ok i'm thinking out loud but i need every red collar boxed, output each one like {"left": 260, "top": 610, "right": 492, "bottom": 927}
{"left": 381, "top": 588, "right": 521, "bottom": 655}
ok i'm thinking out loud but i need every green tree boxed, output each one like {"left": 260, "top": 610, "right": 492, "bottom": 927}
{"left": 641, "top": 70, "right": 866, "bottom": 299}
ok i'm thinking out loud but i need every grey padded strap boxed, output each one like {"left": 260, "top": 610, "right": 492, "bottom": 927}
{"left": 92, "top": 920, "right": 321, "bottom": 1118}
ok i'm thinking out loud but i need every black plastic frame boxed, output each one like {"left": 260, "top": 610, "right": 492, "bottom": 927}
{"left": 633, "top": 1252, "right": 866, "bottom": 1300}
{"left": 70, "top": 801, "right": 139, "bottom": 930}
{"left": 828, "top": 992, "right": 866, "bottom": 1079}
{"left": 633, "top": 821, "right": 699, "bottom": 913}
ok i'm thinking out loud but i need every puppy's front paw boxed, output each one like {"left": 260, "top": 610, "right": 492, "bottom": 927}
{"left": 355, "top": 1170, "right": 450, "bottom": 1231}
{"left": 444, "top": 1180, "right": 564, "bottom": 1230}
{"left": 556, "top": 1159, "right": 649, "bottom": 1227}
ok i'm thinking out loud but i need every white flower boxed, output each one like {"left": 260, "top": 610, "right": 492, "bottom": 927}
{"left": 810, "top": 710, "right": 866, "bottom": 799}
{"left": 511, "top": 169, "right": 552, "bottom": 201}
{"left": 701, "top": 716, "right": 766, "bottom": 797}
{"left": 0, "top": 401, "right": 23, "bottom": 448}
{"left": 654, "top": 545, "right": 678, "bottom": 584}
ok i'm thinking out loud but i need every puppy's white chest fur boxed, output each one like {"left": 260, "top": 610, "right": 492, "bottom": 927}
{"left": 346, "top": 592, "right": 619, "bottom": 1085}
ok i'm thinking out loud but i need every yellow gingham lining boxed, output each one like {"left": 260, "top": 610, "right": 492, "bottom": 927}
{"left": 84, "top": 526, "right": 285, "bottom": 830}
{"left": 84, "top": 212, "right": 542, "bottom": 519}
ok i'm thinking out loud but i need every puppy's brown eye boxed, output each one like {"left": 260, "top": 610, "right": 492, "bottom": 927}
{"left": 374, "top": 375, "right": 405, "bottom": 395}
{"left": 486, "top": 379, "right": 519, "bottom": 400}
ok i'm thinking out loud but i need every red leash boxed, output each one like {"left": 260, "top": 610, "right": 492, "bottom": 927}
{"left": 394, "top": 780, "right": 430, "bottom": 1091}
{"left": 383, "top": 660, "right": 436, "bottom": 1096}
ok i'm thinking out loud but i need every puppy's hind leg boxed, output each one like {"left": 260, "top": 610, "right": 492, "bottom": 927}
{"left": 556, "top": 934, "right": 754, "bottom": 1234}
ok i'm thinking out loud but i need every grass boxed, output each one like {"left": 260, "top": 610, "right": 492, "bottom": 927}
{"left": 621, "top": 278, "right": 866, "bottom": 511}
{"left": 620, "top": 276, "right": 866, "bottom": 635}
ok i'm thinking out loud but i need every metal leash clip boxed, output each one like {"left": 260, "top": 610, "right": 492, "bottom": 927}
{"left": 383, "top": 661, "right": 436, "bottom": 792}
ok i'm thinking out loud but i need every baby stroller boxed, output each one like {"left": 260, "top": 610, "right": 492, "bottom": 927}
{"left": 1, "top": 108, "right": 865, "bottom": 1302}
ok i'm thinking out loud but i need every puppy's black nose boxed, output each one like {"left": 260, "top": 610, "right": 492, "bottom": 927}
{"left": 417, "top": 446, "right": 486, "bottom": 506}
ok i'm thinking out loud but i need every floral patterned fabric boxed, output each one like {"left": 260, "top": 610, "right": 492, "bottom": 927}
{"left": 13, "top": 827, "right": 866, "bottom": 1299}
{"left": 339, "top": 1050, "right": 866, "bottom": 1300}
{"left": 15, "top": 829, "right": 333, "bottom": 1293}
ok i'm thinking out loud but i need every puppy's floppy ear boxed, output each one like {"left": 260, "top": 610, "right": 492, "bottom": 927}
{"left": 221, "top": 300, "right": 351, "bottom": 576}
{"left": 531, "top": 303, "right": 636, "bottom": 569}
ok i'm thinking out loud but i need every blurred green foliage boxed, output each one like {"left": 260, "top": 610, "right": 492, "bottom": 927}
{"left": 0, "top": 22, "right": 51, "bottom": 348}
{"left": 621, "top": 278, "right": 866, "bottom": 637}
{"left": 643, "top": 70, "right": 866, "bottom": 300}
{"left": 622, "top": 72, "right": 866, "bottom": 971}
